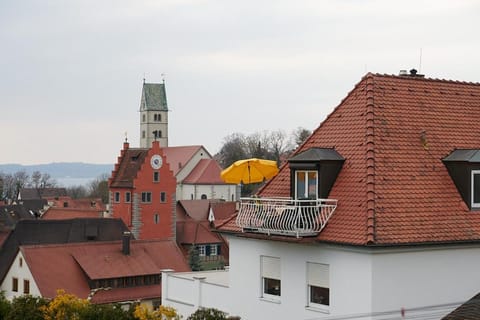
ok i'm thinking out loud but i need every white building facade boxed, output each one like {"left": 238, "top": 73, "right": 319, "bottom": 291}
{"left": 164, "top": 236, "right": 480, "bottom": 319}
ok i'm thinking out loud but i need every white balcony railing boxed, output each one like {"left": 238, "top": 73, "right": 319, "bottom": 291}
{"left": 236, "top": 197, "right": 338, "bottom": 238}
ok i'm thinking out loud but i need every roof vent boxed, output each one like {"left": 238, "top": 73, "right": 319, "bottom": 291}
{"left": 399, "top": 70, "right": 408, "bottom": 76}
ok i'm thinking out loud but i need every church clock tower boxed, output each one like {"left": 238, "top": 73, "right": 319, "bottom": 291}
{"left": 139, "top": 80, "right": 169, "bottom": 148}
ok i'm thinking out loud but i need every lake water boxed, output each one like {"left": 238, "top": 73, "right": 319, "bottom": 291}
{"left": 56, "top": 177, "right": 96, "bottom": 188}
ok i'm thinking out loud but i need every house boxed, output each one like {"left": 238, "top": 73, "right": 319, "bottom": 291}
{"left": 0, "top": 218, "right": 130, "bottom": 289}
{"left": 176, "top": 200, "right": 235, "bottom": 269}
{"left": 0, "top": 234, "right": 190, "bottom": 306}
{"left": 162, "top": 71, "right": 480, "bottom": 319}
{"left": 164, "top": 146, "right": 237, "bottom": 201}
{"left": 442, "top": 292, "right": 480, "bottom": 320}
{"left": 109, "top": 140, "right": 177, "bottom": 240}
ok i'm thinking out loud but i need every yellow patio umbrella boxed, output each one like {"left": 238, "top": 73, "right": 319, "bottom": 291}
{"left": 220, "top": 158, "right": 279, "bottom": 184}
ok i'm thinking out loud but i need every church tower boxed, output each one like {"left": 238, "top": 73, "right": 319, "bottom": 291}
{"left": 139, "top": 80, "right": 169, "bottom": 148}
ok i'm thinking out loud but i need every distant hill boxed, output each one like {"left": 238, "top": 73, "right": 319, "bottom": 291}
{"left": 0, "top": 162, "right": 113, "bottom": 179}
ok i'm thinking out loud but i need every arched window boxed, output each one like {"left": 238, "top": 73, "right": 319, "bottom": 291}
{"left": 142, "top": 131, "right": 145, "bottom": 138}
{"left": 142, "top": 114, "right": 146, "bottom": 122}
{"left": 201, "top": 194, "right": 207, "bottom": 199}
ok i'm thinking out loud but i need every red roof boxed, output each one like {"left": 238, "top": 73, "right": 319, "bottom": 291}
{"left": 183, "top": 159, "right": 225, "bottom": 184}
{"left": 109, "top": 147, "right": 149, "bottom": 188}
{"left": 221, "top": 73, "right": 480, "bottom": 246}
{"left": 21, "top": 239, "right": 189, "bottom": 301}
{"left": 177, "top": 220, "right": 222, "bottom": 245}
{"left": 162, "top": 145, "right": 207, "bottom": 176}
{"left": 42, "top": 207, "right": 102, "bottom": 220}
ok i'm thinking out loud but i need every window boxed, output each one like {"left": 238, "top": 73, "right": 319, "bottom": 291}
{"left": 197, "top": 245, "right": 206, "bottom": 256}
{"left": 125, "top": 192, "right": 131, "bottom": 203}
{"left": 153, "top": 172, "right": 159, "bottom": 182}
{"left": 142, "top": 130, "right": 146, "bottom": 138}
{"left": 160, "top": 192, "right": 166, "bottom": 203}
{"left": 472, "top": 170, "right": 480, "bottom": 208}
{"left": 12, "top": 277, "right": 18, "bottom": 292}
{"left": 114, "top": 192, "right": 120, "bottom": 203}
{"left": 210, "top": 244, "right": 217, "bottom": 256}
{"left": 201, "top": 194, "right": 207, "bottom": 199}
{"left": 142, "top": 114, "right": 146, "bottom": 122}
{"left": 307, "top": 262, "right": 330, "bottom": 309}
{"left": 261, "top": 256, "right": 281, "bottom": 298}
{"left": 19, "top": 257, "right": 23, "bottom": 267}
{"left": 154, "top": 213, "right": 159, "bottom": 224}
{"left": 141, "top": 192, "right": 152, "bottom": 203}
{"left": 24, "top": 279, "right": 30, "bottom": 294}
{"left": 296, "top": 171, "right": 318, "bottom": 199}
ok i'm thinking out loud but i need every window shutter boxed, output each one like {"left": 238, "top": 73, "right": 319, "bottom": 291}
{"left": 261, "top": 256, "right": 280, "bottom": 280}
{"left": 308, "top": 262, "right": 329, "bottom": 288}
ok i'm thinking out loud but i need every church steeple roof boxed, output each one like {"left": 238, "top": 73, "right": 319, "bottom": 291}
{"left": 140, "top": 82, "right": 168, "bottom": 111}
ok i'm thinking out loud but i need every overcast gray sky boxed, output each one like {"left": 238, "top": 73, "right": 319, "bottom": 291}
{"left": 1, "top": 0, "right": 479, "bottom": 165}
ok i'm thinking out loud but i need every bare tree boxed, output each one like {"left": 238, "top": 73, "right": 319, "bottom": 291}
{"left": 291, "top": 126, "right": 311, "bottom": 148}
{"left": 218, "top": 133, "right": 248, "bottom": 168}
{"left": 66, "top": 185, "right": 88, "bottom": 199}
{"left": 88, "top": 173, "right": 109, "bottom": 204}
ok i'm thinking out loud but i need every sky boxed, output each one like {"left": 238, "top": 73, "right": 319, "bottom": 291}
{"left": 1, "top": 0, "right": 479, "bottom": 165}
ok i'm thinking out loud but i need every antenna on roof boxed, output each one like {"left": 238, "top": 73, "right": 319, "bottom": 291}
{"left": 161, "top": 73, "right": 166, "bottom": 84}
{"left": 419, "top": 48, "right": 423, "bottom": 74}
{"left": 124, "top": 131, "right": 128, "bottom": 142}
{"left": 143, "top": 72, "right": 146, "bottom": 84}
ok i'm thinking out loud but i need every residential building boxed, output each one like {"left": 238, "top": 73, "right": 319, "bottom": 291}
{"left": 162, "top": 71, "right": 480, "bottom": 319}
{"left": 176, "top": 200, "right": 235, "bottom": 269}
{"left": 0, "top": 234, "right": 189, "bottom": 306}
{"left": 0, "top": 218, "right": 130, "bottom": 289}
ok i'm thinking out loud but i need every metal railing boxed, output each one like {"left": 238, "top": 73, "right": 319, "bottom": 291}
{"left": 236, "top": 197, "right": 337, "bottom": 238}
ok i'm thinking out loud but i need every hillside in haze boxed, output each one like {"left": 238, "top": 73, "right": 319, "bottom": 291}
{"left": 0, "top": 162, "right": 113, "bottom": 180}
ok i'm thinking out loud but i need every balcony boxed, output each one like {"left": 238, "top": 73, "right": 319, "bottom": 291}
{"left": 236, "top": 197, "right": 338, "bottom": 238}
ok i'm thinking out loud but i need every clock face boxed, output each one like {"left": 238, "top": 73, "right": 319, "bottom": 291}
{"left": 150, "top": 154, "right": 163, "bottom": 169}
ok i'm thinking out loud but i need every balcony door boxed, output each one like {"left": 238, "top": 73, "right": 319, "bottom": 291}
{"left": 295, "top": 170, "right": 318, "bottom": 200}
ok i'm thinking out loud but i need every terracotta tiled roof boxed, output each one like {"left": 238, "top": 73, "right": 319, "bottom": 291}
{"left": 178, "top": 200, "right": 211, "bottom": 221}
{"left": 90, "top": 284, "right": 162, "bottom": 304}
{"left": 183, "top": 159, "right": 225, "bottom": 184}
{"left": 177, "top": 220, "right": 222, "bottom": 245}
{"left": 442, "top": 293, "right": 480, "bottom": 320}
{"left": 110, "top": 148, "right": 149, "bottom": 188}
{"left": 221, "top": 73, "right": 480, "bottom": 246}
{"left": 42, "top": 207, "right": 102, "bottom": 220}
{"left": 21, "top": 239, "right": 189, "bottom": 301}
{"left": 162, "top": 146, "right": 209, "bottom": 176}
{"left": 0, "top": 218, "right": 129, "bottom": 283}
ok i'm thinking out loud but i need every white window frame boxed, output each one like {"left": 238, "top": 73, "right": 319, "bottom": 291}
{"left": 306, "top": 262, "right": 330, "bottom": 312}
{"left": 210, "top": 244, "right": 217, "bottom": 256}
{"left": 198, "top": 245, "right": 206, "bottom": 256}
{"left": 261, "top": 256, "right": 281, "bottom": 301}
{"left": 472, "top": 170, "right": 480, "bottom": 208}
{"left": 295, "top": 170, "right": 318, "bottom": 200}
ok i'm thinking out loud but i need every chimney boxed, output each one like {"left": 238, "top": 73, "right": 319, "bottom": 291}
{"left": 122, "top": 231, "right": 131, "bottom": 255}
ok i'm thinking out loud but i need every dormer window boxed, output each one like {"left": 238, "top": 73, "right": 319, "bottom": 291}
{"left": 443, "top": 149, "right": 480, "bottom": 210}
{"left": 472, "top": 170, "right": 480, "bottom": 208}
{"left": 289, "top": 148, "right": 344, "bottom": 200}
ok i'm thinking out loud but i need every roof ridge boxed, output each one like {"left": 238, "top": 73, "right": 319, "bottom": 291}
{"left": 370, "top": 73, "right": 480, "bottom": 86}
{"left": 365, "top": 74, "right": 376, "bottom": 244}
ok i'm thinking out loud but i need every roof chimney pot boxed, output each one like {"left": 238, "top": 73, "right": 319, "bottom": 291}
{"left": 122, "top": 231, "right": 131, "bottom": 255}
